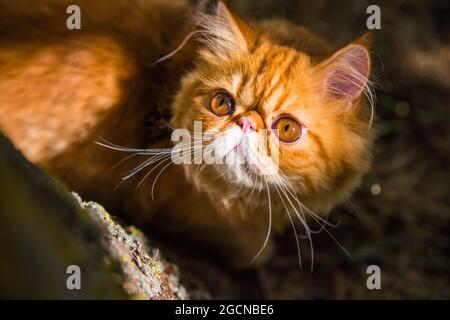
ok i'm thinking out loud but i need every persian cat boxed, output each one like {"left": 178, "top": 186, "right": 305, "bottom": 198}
{"left": 0, "top": 0, "right": 374, "bottom": 268}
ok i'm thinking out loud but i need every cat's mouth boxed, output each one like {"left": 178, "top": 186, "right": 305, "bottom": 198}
{"left": 225, "top": 135, "right": 244, "bottom": 157}
{"left": 203, "top": 125, "right": 280, "bottom": 189}
{"left": 221, "top": 130, "right": 256, "bottom": 164}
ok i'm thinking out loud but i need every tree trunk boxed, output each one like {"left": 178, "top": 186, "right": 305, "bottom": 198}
{"left": 0, "top": 133, "right": 195, "bottom": 299}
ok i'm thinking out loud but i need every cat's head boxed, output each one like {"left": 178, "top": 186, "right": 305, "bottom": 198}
{"left": 171, "top": 2, "right": 374, "bottom": 213}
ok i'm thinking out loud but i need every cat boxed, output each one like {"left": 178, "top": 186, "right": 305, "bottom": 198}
{"left": 0, "top": 0, "right": 374, "bottom": 268}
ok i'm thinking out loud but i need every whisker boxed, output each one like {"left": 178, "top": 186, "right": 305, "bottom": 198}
{"left": 109, "top": 152, "right": 142, "bottom": 172}
{"left": 275, "top": 177, "right": 314, "bottom": 271}
{"left": 151, "top": 159, "right": 174, "bottom": 201}
{"left": 135, "top": 156, "right": 173, "bottom": 191}
{"left": 278, "top": 173, "right": 354, "bottom": 262}
{"left": 150, "top": 30, "right": 200, "bottom": 67}
{"left": 122, "top": 153, "right": 170, "bottom": 181}
{"left": 250, "top": 177, "right": 272, "bottom": 264}
{"left": 95, "top": 138, "right": 171, "bottom": 154}
{"left": 273, "top": 184, "right": 303, "bottom": 270}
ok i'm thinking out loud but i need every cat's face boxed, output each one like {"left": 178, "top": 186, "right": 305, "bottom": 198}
{"left": 171, "top": 2, "right": 373, "bottom": 212}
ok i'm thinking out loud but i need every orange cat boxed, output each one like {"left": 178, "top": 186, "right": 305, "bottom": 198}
{"left": 0, "top": 0, "right": 374, "bottom": 268}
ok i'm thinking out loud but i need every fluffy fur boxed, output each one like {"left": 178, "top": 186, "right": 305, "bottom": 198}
{"left": 0, "top": 0, "right": 374, "bottom": 268}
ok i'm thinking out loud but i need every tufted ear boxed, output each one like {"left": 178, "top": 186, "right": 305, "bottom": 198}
{"left": 198, "top": 1, "right": 257, "bottom": 59}
{"left": 319, "top": 35, "right": 372, "bottom": 107}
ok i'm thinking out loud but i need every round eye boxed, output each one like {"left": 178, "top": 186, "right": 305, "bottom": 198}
{"left": 272, "top": 116, "right": 302, "bottom": 143}
{"left": 209, "top": 91, "right": 235, "bottom": 116}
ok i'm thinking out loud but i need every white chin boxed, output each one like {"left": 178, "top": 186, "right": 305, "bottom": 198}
{"left": 217, "top": 163, "right": 260, "bottom": 189}
{"left": 214, "top": 149, "right": 266, "bottom": 190}
{"left": 207, "top": 126, "right": 279, "bottom": 189}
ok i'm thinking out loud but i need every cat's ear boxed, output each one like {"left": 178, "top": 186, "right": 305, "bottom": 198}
{"left": 318, "top": 34, "right": 372, "bottom": 108}
{"left": 199, "top": 1, "right": 257, "bottom": 59}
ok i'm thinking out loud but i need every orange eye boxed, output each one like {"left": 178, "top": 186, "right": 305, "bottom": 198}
{"left": 209, "top": 91, "right": 235, "bottom": 116}
{"left": 272, "top": 116, "right": 302, "bottom": 143}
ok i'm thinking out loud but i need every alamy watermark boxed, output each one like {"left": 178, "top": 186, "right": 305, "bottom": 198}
{"left": 66, "top": 264, "right": 81, "bottom": 290}
{"left": 66, "top": 5, "right": 81, "bottom": 30}
{"left": 170, "top": 121, "right": 280, "bottom": 176}
{"left": 366, "top": 5, "right": 381, "bottom": 30}
{"left": 366, "top": 265, "right": 381, "bottom": 290}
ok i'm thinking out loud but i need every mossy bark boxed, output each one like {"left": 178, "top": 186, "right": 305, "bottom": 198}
{"left": 0, "top": 134, "right": 191, "bottom": 299}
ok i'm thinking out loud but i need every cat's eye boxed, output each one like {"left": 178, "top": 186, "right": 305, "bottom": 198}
{"left": 272, "top": 116, "right": 302, "bottom": 143}
{"left": 209, "top": 91, "right": 235, "bottom": 116}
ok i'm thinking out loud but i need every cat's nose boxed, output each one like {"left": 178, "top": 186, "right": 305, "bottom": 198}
{"left": 238, "top": 117, "right": 256, "bottom": 133}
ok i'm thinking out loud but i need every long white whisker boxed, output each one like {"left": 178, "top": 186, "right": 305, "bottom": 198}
{"left": 273, "top": 184, "right": 303, "bottom": 270}
{"left": 95, "top": 138, "right": 171, "bottom": 154}
{"left": 122, "top": 153, "right": 171, "bottom": 181}
{"left": 275, "top": 176, "right": 314, "bottom": 271}
{"left": 150, "top": 160, "right": 174, "bottom": 201}
{"left": 150, "top": 30, "right": 200, "bottom": 67}
{"left": 251, "top": 177, "right": 272, "bottom": 264}
{"left": 135, "top": 156, "right": 173, "bottom": 191}
{"left": 278, "top": 173, "right": 354, "bottom": 262}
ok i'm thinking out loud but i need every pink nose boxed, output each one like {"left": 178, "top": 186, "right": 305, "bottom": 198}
{"left": 239, "top": 117, "right": 256, "bottom": 133}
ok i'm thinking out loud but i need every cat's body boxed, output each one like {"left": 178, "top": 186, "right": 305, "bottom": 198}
{"left": 0, "top": 0, "right": 374, "bottom": 267}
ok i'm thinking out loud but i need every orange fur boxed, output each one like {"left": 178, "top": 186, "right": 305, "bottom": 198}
{"left": 0, "top": 0, "right": 374, "bottom": 268}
